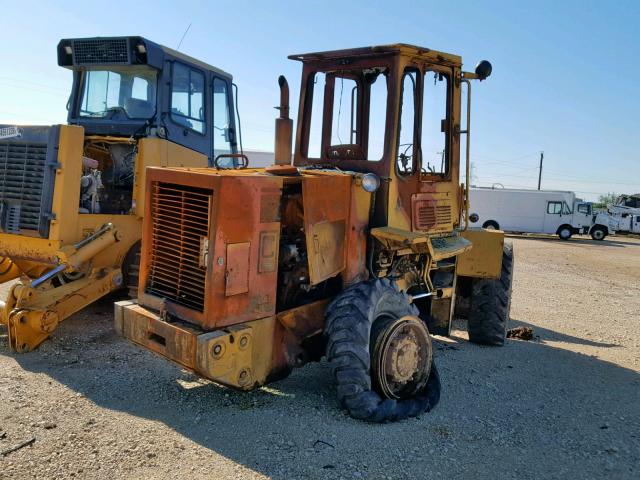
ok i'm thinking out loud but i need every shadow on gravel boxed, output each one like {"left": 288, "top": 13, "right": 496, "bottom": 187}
{"left": 2, "top": 299, "right": 639, "bottom": 479}
{"left": 506, "top": 234, "right": 640, "bottom": 248}
{"left": 509, "top": 319, "right": 620, "bottom": 348}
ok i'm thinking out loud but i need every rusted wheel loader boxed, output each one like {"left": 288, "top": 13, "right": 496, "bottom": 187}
{"left": 116, "top": 44, "right": 514, "bottom": 422}
{"left": 0, "top": 36, "right": 243, "bottom": 351}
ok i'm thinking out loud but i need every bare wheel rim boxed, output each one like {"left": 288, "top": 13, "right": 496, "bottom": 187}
{"left": 371, "top": 315, "right": 432, "bottom": 400}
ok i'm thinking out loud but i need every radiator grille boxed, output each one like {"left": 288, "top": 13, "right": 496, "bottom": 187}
{"left": 72, "top": 38, "right": 130, "bottom": 65}
{"left": 0, "top": 141, "right": 48, "bottom": 232}
{"left": 146, "top": 182, "right": 212, "bottom": 312}
{"left": 414, "top": 201, "right": 452, "bottom": 230}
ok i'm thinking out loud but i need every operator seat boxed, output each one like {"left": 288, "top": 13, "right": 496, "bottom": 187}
{"left": 124, "top": 98, "right": 155, "bottom": 119}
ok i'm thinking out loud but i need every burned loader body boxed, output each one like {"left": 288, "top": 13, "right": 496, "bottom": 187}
{"left": 117, "top": 45, "right": 513, "bottom": 422}
{"left": 0, "top": 36, "right": 240, "bottom": 351}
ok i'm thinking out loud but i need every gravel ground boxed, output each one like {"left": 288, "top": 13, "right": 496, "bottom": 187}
{"left": 1, "top": 235, "right": 639, "bottom": 479}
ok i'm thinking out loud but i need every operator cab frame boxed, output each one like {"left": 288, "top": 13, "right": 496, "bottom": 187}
{"left": 290, "top": 44, "right": 465, "bottom": 232}
{"left": 290, "top": 44, "right": 462, "bottom": 184}
{"left": 58, "top": 36, "right": 239, "bottom": 163}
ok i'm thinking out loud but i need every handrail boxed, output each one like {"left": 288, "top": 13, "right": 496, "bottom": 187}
{"left": 460, "top": 79, "right": 472, "bottom": 231}
{"left": 214, "top": 153, "right": 249, "bottom": 169}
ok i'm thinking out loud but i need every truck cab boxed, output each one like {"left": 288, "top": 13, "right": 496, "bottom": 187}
{"left": 573, "top": 201, "right": 593, "bottom": 234}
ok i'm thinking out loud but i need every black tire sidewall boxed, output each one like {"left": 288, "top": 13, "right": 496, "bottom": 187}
{"left": 559, "top": 227, "right": 572, "bottom": 240}
{"left": 325, "top": 279, "right": 441, "bottom": 422}
{"left": 467, "top": 242, "right": 514, "bottom": 346}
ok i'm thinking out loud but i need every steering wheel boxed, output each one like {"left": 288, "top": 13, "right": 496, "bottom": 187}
{"left": 397, "top": 143, "right": 414, "bottom": 174}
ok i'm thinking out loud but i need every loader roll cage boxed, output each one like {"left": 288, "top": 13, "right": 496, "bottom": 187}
{"left": 292, "top": 45, "right": 457, "bottom": 183}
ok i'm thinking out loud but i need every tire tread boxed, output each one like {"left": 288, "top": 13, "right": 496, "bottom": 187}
{"left": 325, "top": 279, "right": 441, "bottom": 422}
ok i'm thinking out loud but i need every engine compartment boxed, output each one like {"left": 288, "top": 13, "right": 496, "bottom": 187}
{"left": 80, "top": 139, "right": 137, "bottom": 214}
{"left": 276, "top": 182, "right": 341, "bottom": 311}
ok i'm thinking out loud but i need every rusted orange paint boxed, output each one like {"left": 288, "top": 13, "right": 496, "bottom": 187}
{"left": 140, "top": 167, "right": 284, "bottom": 330}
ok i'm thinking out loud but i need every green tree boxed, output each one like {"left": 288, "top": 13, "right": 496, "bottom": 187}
{"left": 593, "top": 192, "right": 618, "bottom": 209}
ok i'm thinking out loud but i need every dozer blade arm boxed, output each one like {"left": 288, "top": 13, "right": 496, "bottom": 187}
{"left": 1, "top": 223, "right": 123, "bottom": 352}
{"left": 0, "top": 258, "right": 21, "bottom": 284}
{"left": 5, "top": 268, "right": 123, "bottom": 352}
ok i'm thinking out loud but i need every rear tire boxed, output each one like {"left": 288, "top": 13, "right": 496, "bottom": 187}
{"left": 590, "top": 226, "right": 607, "bottom": 241}
{"left": 325, "top": 278, "right": 441, "bottom": 422}
{"left": 467, "top": 242, "right": 514, "bottom": 346}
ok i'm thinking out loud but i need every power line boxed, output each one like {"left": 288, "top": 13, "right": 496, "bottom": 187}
{"left": 480, "top": 171, "right": 638, "bottom": 186}
{"left": 0, "top": 76, "right": 69, "bottom": 94}
{"left": 472, "top": 151, "right": 540, "bottom": 165}
{"left": 0, "top": 81, "right": 64, "bottom": 97}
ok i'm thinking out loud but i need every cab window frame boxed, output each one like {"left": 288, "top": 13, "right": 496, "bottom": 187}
{"left": 169, "top": 61, "right": 207, "bottom": 136}
{"left": 577, "top": 203, "right": 591, "bottom": 215}
{"left": 301, "top": 67, "right": 389, "bottom": 163}
{"left": 394, "top": 63, "right": 454, "bottom": 180}
{"left": 212, "top": 75, "right": 234, "bottom": 158}
{"left": 396, "top": 67, "right": 420, "bottom": 176}
{"left": 419, "top": 65, "right": 453, "bottom": 181}
{"left": 547, "top": 201, "right": 563, "bottom": 214}
{"left": 327, "top": 72, "right": 362, "bottom": 148}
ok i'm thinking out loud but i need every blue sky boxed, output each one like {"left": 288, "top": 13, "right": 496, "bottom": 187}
{"left": 1, "top": 0, "right": 638, "bottom": 200}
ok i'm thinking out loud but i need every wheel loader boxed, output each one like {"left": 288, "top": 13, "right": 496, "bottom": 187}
{"left": 0, "top": 36, "right": 243, "bottom": 352}
{"left": 115, "top": 44, "right": 514, "bottom": 422}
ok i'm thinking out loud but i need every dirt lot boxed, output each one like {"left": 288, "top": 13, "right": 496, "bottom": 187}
{"left": 1, "top": 235, "right": 639, "bottom": 479}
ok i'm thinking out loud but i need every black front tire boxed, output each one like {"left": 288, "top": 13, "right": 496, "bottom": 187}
{"left": 558, "top": 226, "right": 573, "bottom": 240}
{"left": 325, "top": 279, "right": 440, "bottom": 422}
{"left": 467, "top": 242, "right": 514, "bottom": 346}
{"left": 590, "top": 226, "right": 607, "bottom": 241}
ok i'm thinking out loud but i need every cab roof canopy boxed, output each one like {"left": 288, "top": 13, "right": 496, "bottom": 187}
{"left": 288, "top": 43, "right": 462, "bottom": 66}
{"left": 57, "top": 35, "right": 232, "bottom": 79}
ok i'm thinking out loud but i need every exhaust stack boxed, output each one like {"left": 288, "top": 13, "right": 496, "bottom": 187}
{"left": 274, "top": 75, "right": 292, "bottom": 166}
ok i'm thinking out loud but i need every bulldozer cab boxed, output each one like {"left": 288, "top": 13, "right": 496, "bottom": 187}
{"left": 290, "top": 45, "right": 475, "bottom": 234}
{"left": 0, "top": 36, "right": 243, "bottom": 352}
{"left": 59, "top": 36, "right": 239, "bottom": 164}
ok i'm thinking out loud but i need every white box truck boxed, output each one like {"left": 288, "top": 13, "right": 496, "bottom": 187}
{"left": 468, "top": 187, "right": 601, "bottom": 240}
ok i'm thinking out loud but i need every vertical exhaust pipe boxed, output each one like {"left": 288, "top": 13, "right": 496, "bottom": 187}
{"left": 274, "top": 76, "right": 292, "bottom": 166}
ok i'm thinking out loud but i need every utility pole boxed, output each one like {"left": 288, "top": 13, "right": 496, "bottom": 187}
{"left": 537, "top": 151, "right": 544, "bottom": 190}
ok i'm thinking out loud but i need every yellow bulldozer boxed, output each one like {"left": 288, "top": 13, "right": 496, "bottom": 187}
{"left": 115, "top": 44, "right": 514, "bottom": 422}
{"left": 0, "top": 36, "right": 244, "bottom": 352}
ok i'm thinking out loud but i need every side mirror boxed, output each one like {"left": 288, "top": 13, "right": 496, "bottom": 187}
{"left": 475, "top": 60, "right": 492, "bottom": 81}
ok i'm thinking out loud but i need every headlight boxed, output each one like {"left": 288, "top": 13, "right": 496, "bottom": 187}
{"left": 361, "top": 173, "right": 380, "bottom": 193}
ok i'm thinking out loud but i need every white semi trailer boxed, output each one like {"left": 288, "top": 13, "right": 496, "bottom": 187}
{"left": 469, "top": 187, "right": 608, "bottom": 240}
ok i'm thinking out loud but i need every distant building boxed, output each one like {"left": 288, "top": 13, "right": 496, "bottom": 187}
{"left": 244, "top": 150, "right": 275, "bottom": 168}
